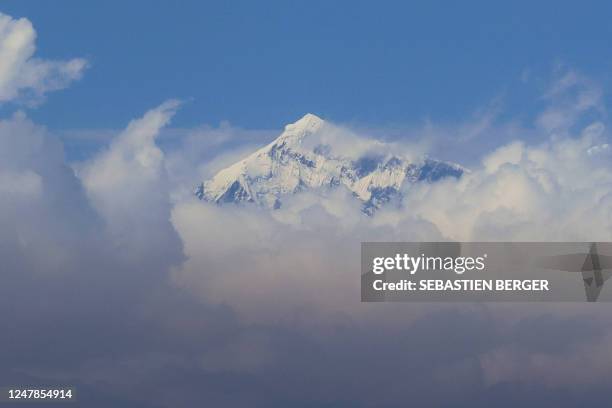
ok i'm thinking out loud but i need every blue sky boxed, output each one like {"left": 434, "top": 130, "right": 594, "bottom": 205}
{"left": 3, "top": 0, "right": 612, "bottom": 131}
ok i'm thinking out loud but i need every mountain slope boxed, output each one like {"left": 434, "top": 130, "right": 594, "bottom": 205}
{"left": 196, "top": 114, "right": 464, "bottom": 214}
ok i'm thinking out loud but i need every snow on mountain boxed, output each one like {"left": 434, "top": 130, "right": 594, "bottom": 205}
{"left": 195, "top": 113, "right": 465, "bottom": 214}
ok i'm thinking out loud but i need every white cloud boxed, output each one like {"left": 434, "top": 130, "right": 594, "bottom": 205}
{"left": 0, "top": 111, "right": 101, "bottom": 276}
{"left": 166, "top": 76, "right": 612, "bottom": 326}
{"left": 170, "top": 123, "right": 612, "bottom": 322}
{"left": 79, "top": 100, "right": 182, "bottom": 257}
{"left": 0, "top": 169, "right": 42, "bottom": 196}
{"left": 0, "top": 26, "right": 610, "bottom": 401}
{"left": 0, "top": 11, "right": 87, "bottom": 105}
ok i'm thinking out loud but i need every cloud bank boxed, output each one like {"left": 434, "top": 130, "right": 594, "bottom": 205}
{"left": 2, "top": 83, "right": 611, "bottom": 408}
{"left": 2, "top": 9, "right": 612, "bottom": 407}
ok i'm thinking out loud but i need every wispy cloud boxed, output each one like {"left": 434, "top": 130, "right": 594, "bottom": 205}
{"left": 536, "top": 68, "right": 606, "bottom": 135}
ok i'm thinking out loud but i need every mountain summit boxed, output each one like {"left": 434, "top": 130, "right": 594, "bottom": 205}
{"left": 196, "top": 114, "right": 464, "bottom": 214}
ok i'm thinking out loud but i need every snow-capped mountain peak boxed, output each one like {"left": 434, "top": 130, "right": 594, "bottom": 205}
{"left": 281, "top": 113, "right": 323, "bottom": 137}
{"left": 196, "top": 114, "right": 464, "bottom": 213}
